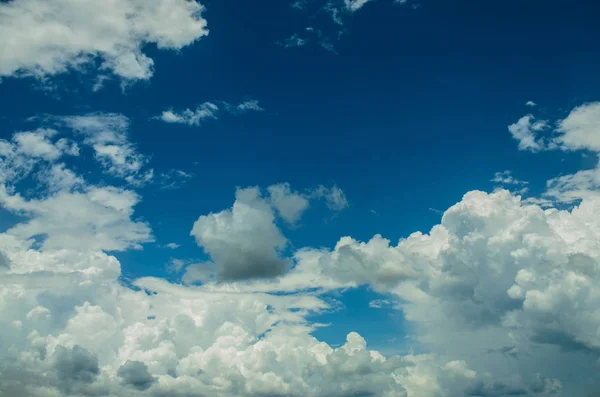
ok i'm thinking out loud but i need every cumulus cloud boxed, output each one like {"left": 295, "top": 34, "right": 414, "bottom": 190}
{"left": 0, "top": 0, "right": 208, "bottom": 82}
{"left": 0, "top": 237, "right": 414, "bottom": 397}
{"left": 117, "top": 360, "right": 156, "bottom": 390}
{"left": 555, "top": 102, "right": 600, "bottom": 152}
{"left": 159, "top": 100, "right": 263, "bottom": 127}
{"left": 190, "top": 187, "right": 290, "bottom": 280}
{"left": 5, "top": 102, "right": 600, "bottom": 397}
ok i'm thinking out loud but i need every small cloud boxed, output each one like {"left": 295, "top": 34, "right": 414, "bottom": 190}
{"left": 226, "top": 99, "right": 264, "bottom": 115}
{"left": 369, "top": 299, "right": 394, "bottom": 309}
{"left": 159, "top": 169, "right": 193, "bottom": 189}
{"left": 158, "top": 102, "right": 219, "bottom": 127}
{"left": 508, "top": 114, "right": 549, "bottom": 152}
{"left": 279, "top": 33, "right": 307, "bottom": 48}
{"left": 311, "top": 185, "right": 349, "bottom": 211}
{"left": 164, "top": 243, "right": 180, "bottom": 249}
{"left": 526, "top": 100, "right": 537, "bottom": 107}
{"left": 491, "top": 170, "right": 528, "bottom": 186}
{"left": 166, "top": 258, "right": 186, "bottom": 273}
{"left": 291, "top": 0, "right": 307, "bottom": 9}
{"left": 344, "top": 0, "right": 373, "bottom": 12}
{"left": 157, "top": 100, "right": 263, "bottom": 127}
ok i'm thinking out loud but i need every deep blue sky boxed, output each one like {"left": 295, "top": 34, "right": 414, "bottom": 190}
{"left": 1, "top": 0, "right": 599, "bottom": 349}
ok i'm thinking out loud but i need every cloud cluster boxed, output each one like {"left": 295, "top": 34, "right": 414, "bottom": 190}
{"left": 0, "top": 238, "right": 414, "bottom": 397}
{"left": 0, "top": 115, "right": 153, "bottom": 252}
{"left": 3, "top": 101, "right": 600, "bottom": 397}
{"left": 0, "top": 0, "right": 208, "bottom": 82}
{"left": 510, "top": 102, "right": 600, "bottom": 203}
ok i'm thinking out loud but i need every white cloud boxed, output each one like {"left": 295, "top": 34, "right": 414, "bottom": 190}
{"left": 159, "top": 100, "right": 263, "bottom": 126}
{"left": 0, "top": 240, "right": 414, "bottom": 397}
{"left": 231, "top": 100, "right": 264, "bottom": 114}
{"left": 164, "top": 243, "right": 181, "bottom": 250}
{"left": 5, "top": 102, "right": 600, "bottom": 396}
{"left": 526, "top": 100, "right": 537, "bottom": 107}
{"left": 58, "top": 113, "right": 153, "bottom": 185}
{"left": 280, "top": 33, "right": 307, "bottom": 48}
{"left": 190, "top": 187, "right": 290, "bottom": 280}
{"left": 509, "top": 102, "right": 600, "bottom": 203}
{"left": 160, "top": 102, "right": 219, "bottom": 126}
{"left": 508, "top": 114, "right": 548, "bottom": 152}
{"left": 0, "top": 0, "right": 208, "bottom": 82}
{"left": 491, "top": 170, "right": 528, "bottom": 186}
{"left": 344, "top": 0, "right": 373, "bottom": 12}
{"left": 369, "top": 299, "right": 394, "bottom": 309}
{"left": 555, "top": 102, "right": 600, "bottom": 152}
{"left": 267, "top": 182, "right": 310, "bottom": 224}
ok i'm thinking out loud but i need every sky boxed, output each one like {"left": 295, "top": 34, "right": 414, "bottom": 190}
{"left": 1, "top": 0, "right": 600, "bottom": 396}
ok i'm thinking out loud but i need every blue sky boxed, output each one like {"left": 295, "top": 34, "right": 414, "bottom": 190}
{"left": 1, "top": 0, "right": 600, "bottom": 396}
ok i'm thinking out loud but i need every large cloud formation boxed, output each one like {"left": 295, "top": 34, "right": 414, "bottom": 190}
{"left": 2, "top": 102, "right": 600, "bottom": 396}
{"left": 0, "top": 0, "right": 208, "bottom": 82}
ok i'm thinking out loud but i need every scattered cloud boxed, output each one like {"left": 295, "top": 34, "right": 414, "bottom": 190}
{"left": 508, "top": 114, "right": 549, "bottom": 152}
{"left": 369, "top": 299, "right": 394, "bottom": 309}
{"left": 57, "top": 113, "right": 154, "bottom": 186}
{"left": 159, "top": 169, "right": 194, "bottom": 189}
{"left": 344, "top": 0, "right": 373, "bottom": 12}
{"left": 4, "top": 101, "right": 600, "bottom": 396}
{"left": 164, "top": 243, "right": 181, "bottom": 250}
{"left": 526, "top": 100, "right": 537, "bottom": 107}
{"left": 279, "top": 33, "right": 307, "bottom": 48}
{"left": 158, "top": 100, "right": 263, "bottom": 127}
{"left": 0, "top": 0, "right": 208, "bottom": 82}
{"left": 311, "top": 184, "right": 350, "bottom": 211}
{"left": 509, "top": 102, "right": 600, "bottom": 203}
{"left": 491, "top": 170, "right": 528, "bottom": 186}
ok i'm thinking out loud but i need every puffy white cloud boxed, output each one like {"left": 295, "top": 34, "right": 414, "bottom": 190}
{"left": 0, "top": 0, "right": 208, "bottom": 82}
{"left": 555, "top": 102, "right": 600, "bottom": 152}
{"left": 0, "top": 238, "right": 414, "bottom": 397}
{"left": 159, "top": 100, "right": 263, "bottom": 127}
{"left": 190, "top": 187, "right": 290, "bottom": 280}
